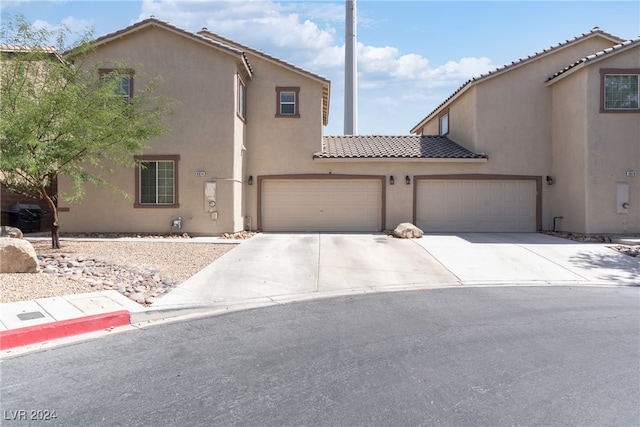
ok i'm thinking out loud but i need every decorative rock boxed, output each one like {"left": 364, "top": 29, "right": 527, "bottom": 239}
{"left": 35, "top": 252, "right": 183, "bottom": 306}
{"left": 0, "top": 237, "right": 39, "bottom": 273}
{"left": 0, "top": 226, "right": 24, "bottom": 239}
{"left": 392, "top": 223, "right": 424, "bottom": 239}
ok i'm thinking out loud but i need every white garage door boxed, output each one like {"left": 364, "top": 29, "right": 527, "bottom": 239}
{"left": 262, "top": 179, "right": 382, "bottom": 232}
{"left": 416, "top": 179, "right": 536, "bottom": 232}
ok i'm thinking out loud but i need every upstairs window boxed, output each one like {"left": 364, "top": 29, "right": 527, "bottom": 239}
{"left": 601, "top": 69, "right": 639, "bottom": 112}
{"left": 99, "top": 68, "right": 134, "bottom": 104}
{"left": 135, "top": 155, "right": 179, "bottom": 208}
{"left": 238, "top": 75, "right": 246, "bottom": 121}
{"left": 276, "top": 87, "right": 300, "bottom": 118}
{"left": 439, "top": 110, "right": 449, "bottom": 135}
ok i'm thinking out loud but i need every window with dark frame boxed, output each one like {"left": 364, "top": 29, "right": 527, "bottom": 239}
{"left": 134, "top": 155, "right": 180, "bottom": 208}
{"left": 600, "top": 69, "right": 640, "bottom": 112}
{"left": 276, "top": 87, "right": 300, "bottom": 118}
{"left": 99, "top": 68, "right": 134, "bottom": 104}
{"left": 238, "top": 75, "right": 246, "bottom": 120}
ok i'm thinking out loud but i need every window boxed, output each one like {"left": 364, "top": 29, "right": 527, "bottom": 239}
{"left": 134, "top": 155, "right": 179, "bottom": 208}
{"left": 439, "top": 110, "right": 449, "bottom": 135}
{"left": 238, "top": 75, "right": 246, "bottom": 121}
{"left": 99, "top": 68, "right": 134, "bottom": 104}
{"left": 601, "top": 69, "right": 640, "bottom": 112}
{"left": 276, "top": 87, "right": 300, "bottom": 118}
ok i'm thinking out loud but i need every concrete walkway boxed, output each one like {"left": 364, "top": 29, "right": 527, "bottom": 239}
{"left": 2, "top": 232, "right": 638, "bottom": 352}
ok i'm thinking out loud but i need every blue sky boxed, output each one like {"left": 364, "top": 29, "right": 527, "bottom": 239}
{"left": 2, "top": 1, "right": 639, "bottom": 135}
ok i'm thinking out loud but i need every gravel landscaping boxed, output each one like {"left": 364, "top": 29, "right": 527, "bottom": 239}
{"left": 0, "top": 239, "right": 236, "bottom": 305}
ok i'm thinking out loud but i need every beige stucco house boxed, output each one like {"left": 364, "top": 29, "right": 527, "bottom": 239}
{"left": 57, "top": 19, "right": 638, "bottom": 235}
{"left": 411, "top": 27, "right": 639, "bottom": 234}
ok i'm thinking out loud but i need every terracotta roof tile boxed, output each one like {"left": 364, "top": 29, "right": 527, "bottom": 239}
{"left": 315, "top": 135, "right": 487, "bottom": 159}
{"left": 546, "top": 36, "right": 640, "bottom": 82}
{"left": 410, "top": 27, "right": 627, "bottom": 133}
{"left": 0, "top": 45, "right": 58, "bottom": 53}
{"left": 63, "top": 17, "right": 254, "bottom": 76}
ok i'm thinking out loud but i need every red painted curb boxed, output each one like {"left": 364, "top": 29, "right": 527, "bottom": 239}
{"left": 0, "top": 310, "right": 131, "bottom": 350}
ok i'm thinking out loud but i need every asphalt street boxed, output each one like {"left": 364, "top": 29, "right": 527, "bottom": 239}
{"left": 1, "top": 286, "right": 639, "bottom": 426}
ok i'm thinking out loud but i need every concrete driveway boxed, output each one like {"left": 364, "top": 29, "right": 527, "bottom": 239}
{"left": 152, "top": 232, "right": 638, "bottom": 311}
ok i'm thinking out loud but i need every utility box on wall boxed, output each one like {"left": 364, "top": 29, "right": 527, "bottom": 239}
{"left": 205, "top": 181, "right": 217, "bottom": 213}
{"left": 617, "top": 182, "right": 629, "bottom": 214}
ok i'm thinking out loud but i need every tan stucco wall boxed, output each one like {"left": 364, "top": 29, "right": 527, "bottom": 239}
{"left": 582, "top": 48, "right": 639, "bottom": 233}
{"left": 242, "top": 52, "right": 328, "bottom": 228}
{"left": 549, "top": 70, "right": 588, "bottom": 232}
{"left": 58, "top": 26, "right": 245, "bottom": 235}
{"left": 411, "top": 35, "right": 625, "bottom": 232}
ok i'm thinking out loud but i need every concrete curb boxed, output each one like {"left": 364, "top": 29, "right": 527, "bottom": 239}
{"left": 3, "top": 281, "right": 636, "bottom": 353}
{"left": 0, "top": 310, "right": 130, "bottom": 350}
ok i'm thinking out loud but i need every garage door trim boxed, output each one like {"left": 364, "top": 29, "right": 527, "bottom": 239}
{"left": 257, "top": 174, "right": 386, "bottom": 231}
{"left": 412, "top": 174, "right": 542, "bottom": 231}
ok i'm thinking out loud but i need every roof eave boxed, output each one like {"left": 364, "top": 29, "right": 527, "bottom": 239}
{"left": 63, "top": 18, "right": 251, "bottom": 73}
{"left": 198, "top": 29, "right": 330, "bottom": 124}
{"left": 546, "top": 39, "right": 640, "bottom": 86}
{"left": 312, "top": 157, "right": 488, "bottom": 163}
{"left": 410, "top": 29, "right": 628, "bottom": 133}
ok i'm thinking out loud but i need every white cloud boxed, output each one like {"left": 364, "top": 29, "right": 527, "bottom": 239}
{"left": 17, "top": 16, "right": 93, "bottom": 48}
{"left": 1, "top": 0, "right": 66, "bottom": 11}
{"left": 134, "top": 0, "right": 497, "bottom": 134}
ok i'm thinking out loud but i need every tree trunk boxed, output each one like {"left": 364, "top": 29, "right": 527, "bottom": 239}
{"left": 39, "top": 186, "right": 60, "bottom": 249}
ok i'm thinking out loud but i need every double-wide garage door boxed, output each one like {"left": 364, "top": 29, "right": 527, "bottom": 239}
{"left": 416, "top": 179, "right": 537, "bottom": 232}
{"left": 261, "top": 178, "right": 383, "bottom": 232}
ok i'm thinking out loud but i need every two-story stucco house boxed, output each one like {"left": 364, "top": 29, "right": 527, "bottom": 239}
{"left": 56, "top": 19, "right": 638, "bottom": 236}
{"left": 58, "top": 17, "right": 330, "bottom": 235}
{"left": 411, "top": 27, "right": 639, "bottom": 234}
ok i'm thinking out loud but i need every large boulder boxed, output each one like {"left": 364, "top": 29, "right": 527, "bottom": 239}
{"left": 393, "top": 223, "right": 424, "bottom": 239}
{"left": 0, "top": 237, "right": 39, "bottom": 273}
{"left": 0, "top": 226, "right": 24, "bottom": 239}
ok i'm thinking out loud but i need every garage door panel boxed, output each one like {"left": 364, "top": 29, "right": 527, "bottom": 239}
{"left": 416, "top": 179, "right": 536, "bottom": 232}
{"left": 262, "top": 179, "right": 382, "bottom": 232}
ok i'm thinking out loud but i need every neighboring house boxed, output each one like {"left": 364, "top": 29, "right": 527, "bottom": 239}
{"left": 0, "top": 45, "right": 63, "bottom": 231}
{"left": 56, "top": 19, "right": 638, "bottom": 235}
{"left": 411, "top": 27, "right": 639, "bottom": 234}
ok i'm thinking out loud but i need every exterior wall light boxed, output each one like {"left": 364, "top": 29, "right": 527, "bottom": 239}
{"left": 389, "top": 176, "right": 395, "bottom": 185}
{"left": 248, "top": 176, "right": 253, "bottom": 185}
{"left": 406, "top": 175, "right": 411, "bottom": 185}
{"left": 546, "top": 176, "right": 554, "bottom": 185}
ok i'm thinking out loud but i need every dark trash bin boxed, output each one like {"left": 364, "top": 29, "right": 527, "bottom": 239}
{"left": 8, "top": 203, "right": 46, "bottom": 232}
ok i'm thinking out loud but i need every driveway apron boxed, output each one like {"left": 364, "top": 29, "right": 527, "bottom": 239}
{"left": 317, "top": 233, "right": 455, "bottom": 291}
{"left": 155, "top": 232, "right": 638, "bottom": 309}
{"left": 412, "top": 233, "right": 639, "bottom": 286}
{"left": 154, "top": 233, "right": 458, "bottom": 307}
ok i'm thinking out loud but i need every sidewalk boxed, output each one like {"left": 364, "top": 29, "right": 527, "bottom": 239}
{"left": 0, "top": 290, "right": 144, "bottom": 350}
{"left": 1, "top": 235, "right": 243, "bottom": 353}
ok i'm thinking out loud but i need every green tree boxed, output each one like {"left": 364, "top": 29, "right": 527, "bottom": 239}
{"left": 1, "top": 15, "right": 173, "bottom": 248}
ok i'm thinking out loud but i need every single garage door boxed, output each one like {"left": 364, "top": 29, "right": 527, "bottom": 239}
{"left": 416, "top": 179, "right": 536, "bottom": 232}
{"left": 261, "top": 178, "right": 382, "bottom": 232}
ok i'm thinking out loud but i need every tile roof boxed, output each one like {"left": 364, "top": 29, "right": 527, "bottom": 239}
{"left": 0, "top": 45, "right": 58, "bottom": 53}
{"left": 63, "top": 17, "right": 254, "bottom": 77}
{"left": 410, "top": 27, "right": 627, "bottom": 134}
{"left": 315, "top": 135, "right": 487, "bottom": 160}
{"left": 546, "top": 36, "right": 640, "bottom": 83}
